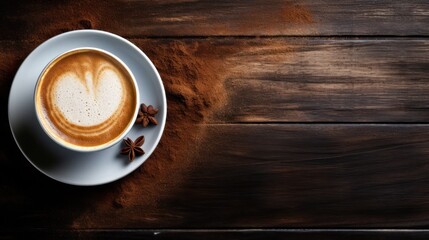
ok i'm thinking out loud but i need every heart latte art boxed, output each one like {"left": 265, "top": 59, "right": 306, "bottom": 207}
{"left": 35, "top": 50, "right": 138, "bottom": 149}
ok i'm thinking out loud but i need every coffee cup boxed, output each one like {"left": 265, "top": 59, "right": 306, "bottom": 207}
{"left": 34, "top": 47, "right": 140, "bottom": 152}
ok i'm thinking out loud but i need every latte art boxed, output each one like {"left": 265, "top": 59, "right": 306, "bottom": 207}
{"left": 53, "top": 64, "right": 123, "bottom": 126}
{"left": 35, "top": 49, "right": 138, "bottom": 150}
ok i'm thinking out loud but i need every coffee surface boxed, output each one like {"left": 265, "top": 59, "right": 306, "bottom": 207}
{"left": 35, "top": 50, "right": 137, "bottom": 149}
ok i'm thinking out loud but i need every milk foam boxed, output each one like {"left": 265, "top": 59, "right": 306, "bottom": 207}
{"left": 53, "top": 68, "right": 123, "bottom": 126}
{"left": 36, "top": 49, "right": 138, "bottom": 148}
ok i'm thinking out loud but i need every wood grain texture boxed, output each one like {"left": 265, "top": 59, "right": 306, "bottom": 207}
{"left": 203, "top": 38, "right": 429, "bottom": 123}
{"left": 91, "top": 38, "right": 429, "bottom": 123}
{"left": 4, "top": 229, "right": 429, "bottom": 240}
{"left": 1, "top": 0, "right": 429, "bottom": 40}
{"left": 3, "top": 39, "right": 429, "bottom": 123}
{"left": 135, "top": 124, "right": 429, "bottom": 228}
{"left": 2, "top": 0, "right": 429, "bottom": 237}
{"left": 2, "top": 125, "right": 429, "bottom": 228}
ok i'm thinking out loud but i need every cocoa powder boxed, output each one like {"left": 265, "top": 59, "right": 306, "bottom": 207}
{"left": 5, "top": 1, "right": 313, "bottom": 41}
{"left": 71, "top": 40, "right": 239, "bottom": 227}
{"left": 282, "top": 4, "right": 314, "bottom": 24}
{"left": 1, "top": 0, "right": 313, "bottom": 228}
{"left": 70, "top": 8, "right": 314, "bottom": 229}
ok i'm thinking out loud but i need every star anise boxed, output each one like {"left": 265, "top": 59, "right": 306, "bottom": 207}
{"left": 136, "top": 103, "right": 158, "bottom": 127}
{"left": 121, "top": 136, "right": 145, "bottom": 161}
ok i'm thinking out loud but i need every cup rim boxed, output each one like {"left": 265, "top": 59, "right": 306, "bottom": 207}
{"left": 34, "top": 47, "right": 140, "bottom": 152}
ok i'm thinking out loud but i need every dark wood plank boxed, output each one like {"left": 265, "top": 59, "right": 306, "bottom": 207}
{"left": 1, "top": 0, "right": 429, "bottom": 39}
{"left": 3, "top": 39, "right": 428, "bottom": 123}
{"left": 210, "top": 39, "right": 429, "bottom": 123}
{"left": 3, "top": 125, "right": 429, "bottom": 228}
{"left": 4, "top": 229, "right": 429, "bottom": 240}
{"left": 131, "top": 124, "right": 429, "bottom": 228}
{"left": 121, "top": 39, "right": 429, "bottom": 123}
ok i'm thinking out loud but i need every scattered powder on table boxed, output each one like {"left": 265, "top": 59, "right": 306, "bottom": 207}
{"left": 72, "top": 40, "right": 240, "bottom": 227}
{"left": 282, "top": 4, "right": 314, "bottom": 24}
{"left": 71, "top": 5, "right": 313, "bottom": 229}
{"left": 7, "top": 1, "right": 313, "bottom": 41}
{"left": 2, "top": 0, "right": 313, "bottom": 228}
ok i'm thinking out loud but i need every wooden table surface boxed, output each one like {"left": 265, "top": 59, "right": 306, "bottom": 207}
{"left": 2, "top": 1, "right": 429, "bottom": 239}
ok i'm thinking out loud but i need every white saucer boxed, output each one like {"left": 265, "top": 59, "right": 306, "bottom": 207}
{"left": 8, "top": 30, "right": 167, "bottom": 186}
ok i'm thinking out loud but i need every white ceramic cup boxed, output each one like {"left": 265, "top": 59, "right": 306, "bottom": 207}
{"left": 34, "top": 47, "right": 140, "bottom": 152}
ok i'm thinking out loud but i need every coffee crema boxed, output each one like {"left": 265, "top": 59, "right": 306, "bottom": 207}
{"left": 35, "top": 49, "right": 138, "bottom": 150}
